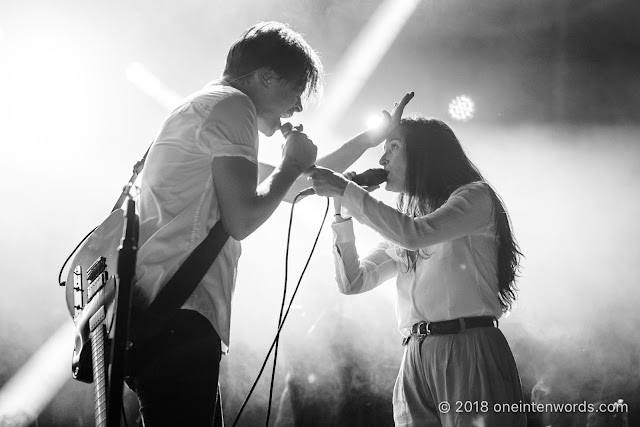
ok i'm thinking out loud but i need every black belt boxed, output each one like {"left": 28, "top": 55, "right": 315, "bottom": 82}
{"left": 403, "top": 316, "right": 497, "bottom": 346}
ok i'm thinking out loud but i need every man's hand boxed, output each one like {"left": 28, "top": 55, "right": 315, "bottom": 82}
{"left": 281, "top": 126, "right": 317, "bottom": 174}
{"left": 363, "top": 91, "right": 415, "bottom": 148}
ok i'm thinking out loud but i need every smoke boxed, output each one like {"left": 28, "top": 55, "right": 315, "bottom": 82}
{"left": 456, "top": 124, "right": 640, "bottom": 425}
{"left": 222, "top": 124, "right": 640, "bottom": 426}
{"left": 3, "top": 123, "right": 636, "bottom": 426}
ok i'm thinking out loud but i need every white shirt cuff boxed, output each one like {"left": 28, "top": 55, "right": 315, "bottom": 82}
{"left": 332, "top": 220, "right": 356, "bottom": 244}
{"left": 341, "top": 181, "right": 367, "bottom": 219}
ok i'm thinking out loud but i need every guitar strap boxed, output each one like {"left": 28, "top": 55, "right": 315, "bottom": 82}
{"left": 131, "top": 220, "right": 229, "bottom": 347}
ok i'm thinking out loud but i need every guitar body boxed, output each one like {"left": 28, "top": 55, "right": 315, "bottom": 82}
{"left": 65, "top": 203, "right": 138, "bottom": 427}
{"left": 66, "top": 209, "right": 124, "bottom": 383}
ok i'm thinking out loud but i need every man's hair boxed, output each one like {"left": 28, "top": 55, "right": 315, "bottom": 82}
{"left": 396, "top": 116, "right": 523, "bottom": 313}
{"left": 224, "top": 21, "right": 323, "bottom": 103}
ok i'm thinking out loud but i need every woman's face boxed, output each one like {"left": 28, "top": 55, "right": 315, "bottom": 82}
{"left": 378, "top": 128, "right": 407, "bottom": 193}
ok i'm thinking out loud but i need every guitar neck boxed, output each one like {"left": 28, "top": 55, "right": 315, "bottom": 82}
{"left": 90, "top": 308, "right": 108, "bottom": 427}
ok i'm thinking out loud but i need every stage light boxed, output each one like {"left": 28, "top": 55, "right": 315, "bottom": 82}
{"left": 366, "top": 114, "right": 385, "bottom": 130}
{"left": 448, "top": 95, "right": 475, "bottom": 122}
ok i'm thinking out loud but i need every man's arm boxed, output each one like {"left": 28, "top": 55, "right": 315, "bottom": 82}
{"left": 214, "top": 130, "right": 316, "bottom": 240}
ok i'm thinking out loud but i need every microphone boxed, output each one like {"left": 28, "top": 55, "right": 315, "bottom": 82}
{"left": 280, "top": 122, "right": 301, "bottom": 137}
{"left": 298, "top": 168, "right": 388, "bottom": 197}
{"left": 350, "top": 168, "right": 389, "bottom": 187}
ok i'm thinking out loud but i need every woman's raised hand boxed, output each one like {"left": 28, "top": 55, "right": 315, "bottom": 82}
{"left": 366, "top": 91, "right": 415, "bottom": 147}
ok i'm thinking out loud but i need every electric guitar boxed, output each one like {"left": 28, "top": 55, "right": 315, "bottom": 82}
{"left": 64, "top": 200, "right": 138, "bottom": 427}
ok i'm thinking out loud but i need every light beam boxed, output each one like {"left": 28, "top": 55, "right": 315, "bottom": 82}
{"left": 315, "top": 0, "right": 420, "bottom": 130}
{"left": 125, "top": 61, "right": 184, "bottom": 111}
{"left": 0, "top": 321, "right": 75, "bottom": 426}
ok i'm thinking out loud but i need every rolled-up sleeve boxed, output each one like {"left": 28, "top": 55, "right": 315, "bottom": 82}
{"left": 332, "top": 220, "right": 398, "bottom": 295}
{"left": 198, "top": 94, "right": 259, "bottom": 164}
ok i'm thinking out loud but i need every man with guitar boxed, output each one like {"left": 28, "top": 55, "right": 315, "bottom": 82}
{"left": 129, "top": 21, "right": 412, "bottom": 426}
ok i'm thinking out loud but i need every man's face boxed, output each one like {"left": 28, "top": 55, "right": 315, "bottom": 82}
{"left": 379, "top": 127, "right": 407, "bottom": 193}
{"left": 256, "top": 78, "right": 304, "bottom": 136}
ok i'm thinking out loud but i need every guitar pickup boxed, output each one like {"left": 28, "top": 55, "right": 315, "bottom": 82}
{"left": 87, "top": 271, "right": 108, "bottom": 303}
{"left": 87, "top": 257, "right": 107, "bottom": 283}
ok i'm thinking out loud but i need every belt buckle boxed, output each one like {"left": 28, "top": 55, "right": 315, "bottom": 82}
{"left": 415, "top": 321, "right": 430, "bottom": 337}
{"left": 413, "top": 321, "right": 430, "bottom": 355}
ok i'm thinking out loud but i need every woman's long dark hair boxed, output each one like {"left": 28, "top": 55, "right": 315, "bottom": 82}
{"left": 396, "top": 116, "right": 522, "bottom": 313}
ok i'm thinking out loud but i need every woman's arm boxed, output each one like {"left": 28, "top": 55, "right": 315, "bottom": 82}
{"left": 257, "top": 130, "right": 378, "bottom": 203}
{"left": 342, "top": 182, "right": 495, "bottom": 250}
{"left": 332, "top": 220, "right": 399, "bottom": 295}
{"left": 259, "top": 92, "right": 414, "bottom": 203}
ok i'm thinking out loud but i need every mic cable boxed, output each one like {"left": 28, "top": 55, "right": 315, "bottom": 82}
{"left": 231, "top": 193, "right": 330, "bottom": 427}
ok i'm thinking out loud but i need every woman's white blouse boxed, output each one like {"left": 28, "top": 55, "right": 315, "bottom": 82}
{"left": 332, "top": 181, "right": 503, "bottom": 337}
